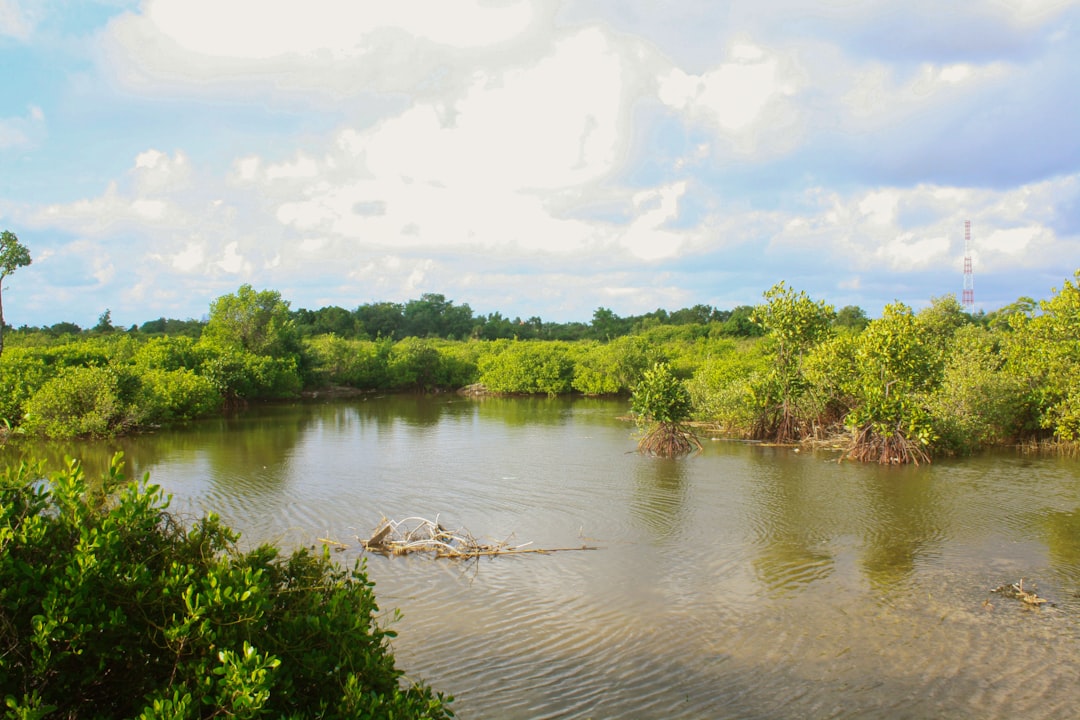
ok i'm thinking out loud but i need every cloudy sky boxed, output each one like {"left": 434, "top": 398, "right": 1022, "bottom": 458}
{"left": 2, "top": 0, "right": 1078, "bottom": 328}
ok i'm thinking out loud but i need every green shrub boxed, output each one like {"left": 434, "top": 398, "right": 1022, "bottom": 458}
{"left": 0, "top": 349, "right": 56, "bottom": 426}
{"left": 571, "top": 337, "right": 655, "bottom": 396}
{"left": 136, "top": 368, "right": 223, "bottom": 424}
{"left": 927, "top": 326, "right": 1027, "bottom": 453}
{"left": 22, "top": 366, "right": 137, "bottom": 438}
{"left": 387, "top": 338, "right": 455, "bottom": 391}
{"left": 198, "top": 346, "right": 302, "bottom": 402}
{"left": 0, "top": 455, "right": 452, "bottom": 719}
{"left": 686, "top": 342, "right": 768, "bottom": 434}
{"left": 478, "top": 341, "right": 575, "bottom": 395}
{"left": 631, "top": 362, "right": 700, "bottom": 456}
{"left": 133, "top": 336, "right": 204, "bottom": 373}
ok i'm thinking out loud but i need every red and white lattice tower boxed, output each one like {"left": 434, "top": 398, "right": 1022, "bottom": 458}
{"left": 962, "top": 220, "right": 974, "bottom": 310}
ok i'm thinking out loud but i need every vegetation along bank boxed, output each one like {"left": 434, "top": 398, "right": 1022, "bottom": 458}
{"left": 2, "top": 271, "right": 1080, "bottom": 464}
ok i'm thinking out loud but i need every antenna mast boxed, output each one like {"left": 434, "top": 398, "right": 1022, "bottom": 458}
{"left": 962, "top": 220, "right": 974, "bottom": 310}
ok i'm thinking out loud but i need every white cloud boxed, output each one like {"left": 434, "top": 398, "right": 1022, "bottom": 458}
{"left": 169, "top": 242, "right": 205, "bottom": 272}
{"left": 0, "top": 104, "right": 45, "bottom": 150}
{"left": 216, "top": 241, "right": 250, "bottom": 274}
{"left": 0, "top": 0, "right": 35, "bottom": 39}
{"left": 146, "top": 0, "right": 534, "bottom": 58}
{"left": 657, "top": 41, "right": 801, "bottom": 152}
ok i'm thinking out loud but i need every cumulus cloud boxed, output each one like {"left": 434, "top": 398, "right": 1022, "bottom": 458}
{"left": 0, "top": 0, "right": 36, "bottom": 40}
{"left": 5, "top": 0, "right": 1078, "bottom": 325}
{"left": 0, "top": 104, "right": 45, "bottom": 150}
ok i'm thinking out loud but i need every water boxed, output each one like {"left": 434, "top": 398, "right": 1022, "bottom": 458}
{"left": 4, "top": 396, "right": 1080, "bottom": 719}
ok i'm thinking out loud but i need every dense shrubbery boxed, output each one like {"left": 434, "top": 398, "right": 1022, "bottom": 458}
{"left": 4, "top": 273, "right": 1080, "bottom": 461}
{"left": 0, "top": 455, "right": 452, "bottom": 719}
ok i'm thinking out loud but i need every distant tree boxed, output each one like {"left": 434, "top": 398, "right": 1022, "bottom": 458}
{"left": 48, "top": 321, "right": 82, "bottom": 336}
{"left": 355, "top": 302, "right": 404, "bottom": 339}
{"left": 719, "top": 305, "right": 763, "bottom": 337}
{"left": 0, "top": 229, "right": 32, "bottom": 358}
{"left": 400, "top": 293, "right": 474, "bottom": 338}
{"left": 294, "top": 305, "right": 361, "bottom": 338}
{"left": 669, "top": 304, "right": 718, "bottom": 325}
{"left": 984, "top": 296, "right": 1037, "bottom": 331}
{"left": 835, "top": 305, "right": 869, "bottom": 331}
{"left": 590, "top": 307, "right": 631, "bottom": 340}
{"left": 93, "top": 309, "right": 115, "bottom": 334}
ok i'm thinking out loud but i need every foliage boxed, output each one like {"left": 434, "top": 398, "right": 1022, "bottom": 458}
{"left": 927, "top": 326, "right": 1027, "bottom": 453}
{"left": 1003, "top": 270, "right": 1080, "bottom": 440}
{"left": 387, "top": 338, "right": 465, "bottom": 391}
{"left": 303, "top": 336, "right": 393, "bottom": 389}
{"left": 844, "top": 303, "right": 937, "bottom": 464}
{"left": 0, "top": 350, "right": 54, "bottom": 428}
{"left": 478, "top": 341, "right": 575, "bottom": 396}
{"left": 22, "top": 366, "right": 138, "bottom": 438}
{"left": 202, "top": 285, "right": 299, "bottom": 358}
{"left": 834, "top": 305, "right": 869, "bottom": 331}
{"left": 0, "top": 229, "right": 32, "bottom": 359}
{"left": 749, "top": 282, "right": 836, "bottom": 442}
{"left": 198, "top": 346, "right": 302, "bottom": 403}
{"left": 135, "top": 368, "right": 223, "bottom": 425}
{"left": 571, "top": 336, "right": 656, "bottom": 396}
{"left": 0, "top": 455, "right": 452, "bottom": 719}
{"left": 915, "top": 294, "right": 972, "bottom": 370}
{"left": 631, "top": 362, "right": 699, "bottom": 456}
{"left": 631, "top": 362, "right": 692, "bottom": 425}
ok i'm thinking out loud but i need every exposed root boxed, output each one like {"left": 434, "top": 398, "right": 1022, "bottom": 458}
{"left": 843, "top": 424, "right": 930, "bottom": 465}
{"left": 637, "top": 422, "right": 703, "bottom": 458}
{"left": 357, "top": 516, "right": 599, "bottom": 559}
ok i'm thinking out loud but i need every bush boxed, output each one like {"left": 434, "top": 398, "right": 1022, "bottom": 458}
{"left": 136, "top": 368, "right": 223, "bottom": 424}
{"left": 22, "top": 366, "right": 138, "bottom": 438}
{"left": 478, "top": 341, "right": 575, "bottom": 395}
{"left": 631, "top": 362, "right": 700, "bottom": 456}
{"left": 571, "top": 337, "right": 655, "bottom": 396}
{"left": 0, "top": 455, "right": 452, "bottom": 719}
{"left": 0, "top": 349, "right": 56, "bottom": 426}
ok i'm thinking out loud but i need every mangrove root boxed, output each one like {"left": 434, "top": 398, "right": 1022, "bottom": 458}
{"left": 637, "top": 422, "right": 703, "bottom": 458}
{"left": 990, "top": 578, "right": 1051, "bottom": 607}
{"left": 358, "top": 515, "right": 599, "bottom": 559}
{"left": 843, "top": 423, "right": 930, "bottom": 466}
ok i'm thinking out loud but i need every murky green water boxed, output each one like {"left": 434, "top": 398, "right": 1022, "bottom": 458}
{"left": 4, "top": 396, "right": 1080, "bottom": 719}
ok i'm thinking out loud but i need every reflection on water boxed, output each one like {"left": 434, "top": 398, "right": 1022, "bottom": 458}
{"left": 3, "top": 396, "right": 1080, "bottom": 719}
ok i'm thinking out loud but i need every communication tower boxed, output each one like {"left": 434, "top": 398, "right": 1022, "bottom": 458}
{"left": 962, "top": 220, "right": 974, "bottom": 310}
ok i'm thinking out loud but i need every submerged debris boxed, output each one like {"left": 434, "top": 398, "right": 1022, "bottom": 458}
{"left": 358, "top": 516, "right": 599, "bottom": 559}
{"left": 990, "top": 578, "right": 1052, "bottom": 607}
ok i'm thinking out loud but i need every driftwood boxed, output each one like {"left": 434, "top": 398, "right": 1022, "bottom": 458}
{"left": 357, "top": 515, "right": 599, "bottom": 559}
{"left": 990, "top": 578, "right": 1051, "bottom": 607}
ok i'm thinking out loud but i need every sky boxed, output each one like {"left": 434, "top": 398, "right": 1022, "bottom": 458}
{"left": 2, "top": 0, "right": 1079, "bottom": 329}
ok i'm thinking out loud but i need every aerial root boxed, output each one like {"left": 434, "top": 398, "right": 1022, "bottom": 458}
{"left": 637, "top": 422, "right": 702, "bottom": 457}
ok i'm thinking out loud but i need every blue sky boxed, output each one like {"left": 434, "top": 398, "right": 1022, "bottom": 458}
{"left": 2, "top": 0, "right": 1078, "bottom": 328}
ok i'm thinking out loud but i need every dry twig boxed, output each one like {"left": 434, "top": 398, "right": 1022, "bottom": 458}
{"left": 357, "top": 515, "right": 599, "bottom": 559}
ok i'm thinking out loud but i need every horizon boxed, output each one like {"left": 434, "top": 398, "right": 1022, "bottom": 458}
{"left": 2, "top": 1, "right": 1078, "bottom": 329}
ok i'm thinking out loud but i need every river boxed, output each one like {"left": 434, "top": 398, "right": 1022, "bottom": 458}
{"left": 4, "top": 395, "right": 1079, "bottom": 719}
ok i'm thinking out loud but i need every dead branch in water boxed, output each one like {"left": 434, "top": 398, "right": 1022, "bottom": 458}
{"left": 990, "top": 578, "right": 1051, "bottom": 607}
{"left": 356, "top": 515, "right": 599, "bottom": 559}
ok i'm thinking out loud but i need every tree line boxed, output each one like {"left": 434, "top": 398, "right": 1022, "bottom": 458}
{"left": 2, "top": 229, "right": 1078, "bottom": 462}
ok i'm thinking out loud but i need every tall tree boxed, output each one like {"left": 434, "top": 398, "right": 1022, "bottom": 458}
{"left": 202, "top": 284, "right": 298, "bottom": 357}
{"left": 0, "top": 230, "right": 32, "bottom": 358}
